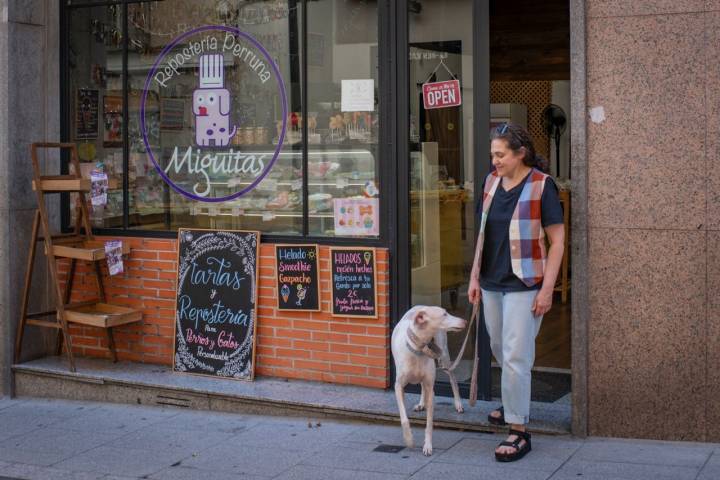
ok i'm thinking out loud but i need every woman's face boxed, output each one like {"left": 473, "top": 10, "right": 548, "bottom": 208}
{"left": 490, "top": 139, "right": 525, "bottom": 177}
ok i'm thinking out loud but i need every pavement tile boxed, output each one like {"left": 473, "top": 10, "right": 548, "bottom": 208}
{"left": 698, "top": 465, "right": 720, "bottom": 480}
{"left": 0, "top": 462, "right": 106, "bottom": 480}
{"left": 433, "top": 436, "right": 582, "bottom": 472}
{"left": 410, "top": 462, "right": 551, "bottom": 480}
{"left": 0, "top": 426, "right": 118, "bottom": 455}
{"left": 52, "top": 404, "right": 177, "bottom": 434}
{"left": 572, "top": 438, "right": 714, "bottom": 467}
{"left": 231, "top": 420, "right": 360, "bottom": 452}
{"left": 149, "top": 465, "right": 266, "bottom": 480}
{"left": 105, "top": 424, "right": 235, "bottom": 455}
{"left": 302, "top": 443, "right": 433, "bottom": 475}
{"left": 339, "top": 423, "right": 484, "bottom": 451}
{"left": 553, "top": 458, "right": 700, "bottom": 480}
{"left": 152, "top": 410, "right": 260, "bottom": 434}
{"left": 181, "top": 444, "right": 306, "bottom": 477}
{"left": 53, "top": 445, "right": 188, "bottom": 477}
{"left": 275, "top": 464, "right": 408, "bottom": 480}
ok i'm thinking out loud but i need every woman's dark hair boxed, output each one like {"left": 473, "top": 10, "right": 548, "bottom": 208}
{"left": 490, "top": 123, "right": 549, "bottom": 173}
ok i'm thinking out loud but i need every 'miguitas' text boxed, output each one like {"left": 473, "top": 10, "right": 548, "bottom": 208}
{"left": 166, "top": 147, "right": 268, "bottom": 197}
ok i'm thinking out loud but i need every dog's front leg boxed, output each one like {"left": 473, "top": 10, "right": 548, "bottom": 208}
{"left": 422, "top": 380, "right": 434, "bottom": 456}
{"left": 394, "top": 381, "right": 414, "bottom": 448}
{"left": 447, "top": 370, "right": 464, "bottom": 413}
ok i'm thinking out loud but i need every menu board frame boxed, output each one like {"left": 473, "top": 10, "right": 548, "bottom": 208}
{"left": 275, "top": 244, "right": 321, "bottom": 312}
{"left": 329, "top": 246, "right": 378, "bottom": 319}
{"left": 172, "top": 228, "right": 260, "bottom": 381}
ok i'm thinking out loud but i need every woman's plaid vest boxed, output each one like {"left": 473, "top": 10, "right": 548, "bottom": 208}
{"left": 475, "top": 168, "right": 549, "bottom": 287}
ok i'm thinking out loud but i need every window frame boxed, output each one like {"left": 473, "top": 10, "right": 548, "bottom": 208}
{"left": 60, "top": 0, "right": 391, "bottom": 248}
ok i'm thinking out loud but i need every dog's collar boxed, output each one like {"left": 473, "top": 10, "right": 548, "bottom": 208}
{"left": 406, "top": 327, "right": 442, "bottom": 359}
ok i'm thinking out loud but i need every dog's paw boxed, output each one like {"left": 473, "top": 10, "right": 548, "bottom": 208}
{"left": 413, "top": 403, "right": 425, "bottom": 412}
{"left": 422, "top": 442, "right": 433, "bottom": 456}
{"left": 455, "top": 403, "right": 464, "bottom": 413}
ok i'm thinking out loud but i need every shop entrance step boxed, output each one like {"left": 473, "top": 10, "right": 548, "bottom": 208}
{"left": 12, "top": 356, "right": 571, "bottom": 436}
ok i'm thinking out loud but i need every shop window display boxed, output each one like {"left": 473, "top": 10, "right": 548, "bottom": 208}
{"left": 66, "top": 0, "right": 379, "bottom": 238}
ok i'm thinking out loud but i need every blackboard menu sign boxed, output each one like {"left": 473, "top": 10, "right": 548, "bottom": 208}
{"left": 275, "top": 245, "right": 320, "bottom": 311}
{"left": 330, "top": 247, "right": 377, "bottom": 318}
{"left": 173, "top": 229, "right": 260, "bottom": 380}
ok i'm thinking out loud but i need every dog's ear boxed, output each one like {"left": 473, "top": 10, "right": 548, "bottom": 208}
{"left": 414, "top": 309, "right": 428, "bottom": 327}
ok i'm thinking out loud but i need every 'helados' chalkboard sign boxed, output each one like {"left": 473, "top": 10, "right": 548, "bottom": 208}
{"left": 173, "top": 229, "right": 260, "bottom": 380}
{"left": 275, "top": 244, "right": 320, "bottom": 311}
{"left": 330, "top": 247, "right": 377, "bottom": 318}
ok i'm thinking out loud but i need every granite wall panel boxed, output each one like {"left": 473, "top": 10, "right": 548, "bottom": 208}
{"left": 588, "top": 228, "right": 707, "bottom": 440}
{"left": 588, "top": 0, "right": 706, "bottom": 18}
{"left": 587, "top": 13, "right": 705, "bottom": 231}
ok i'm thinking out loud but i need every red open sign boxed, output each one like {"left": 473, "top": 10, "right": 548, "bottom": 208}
{"left": 422, "top": 79, "right": 462, "bottom": 109}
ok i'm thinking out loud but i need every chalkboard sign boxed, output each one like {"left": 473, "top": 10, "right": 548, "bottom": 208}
{"left": 330, "top": 247, "right": 377, "bottom": 318}
{"left": 173, "top": 229, "right": 260, "bottom": 380}
{"left": 275, "top": 245, "right": 320, "bottom": 311}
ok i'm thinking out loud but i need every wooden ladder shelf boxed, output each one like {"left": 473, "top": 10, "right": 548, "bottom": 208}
{"left": 14, "top": 143, "right": 142, "bottom": 372}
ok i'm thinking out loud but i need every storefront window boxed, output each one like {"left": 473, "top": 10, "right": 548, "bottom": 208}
{"left": 65, "top": 0, "right": 379, "bottom": 238}
{"left": 307, "top": 0, "right": 379, "bottom": 236}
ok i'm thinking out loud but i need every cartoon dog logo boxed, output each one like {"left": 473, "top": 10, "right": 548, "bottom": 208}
{"left": 193, "top": 54, "right": 237, "bottom": 147}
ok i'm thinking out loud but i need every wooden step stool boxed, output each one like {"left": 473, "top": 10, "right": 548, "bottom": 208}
{"left": 14, "top": 143, "right": 142, "bottom": 372}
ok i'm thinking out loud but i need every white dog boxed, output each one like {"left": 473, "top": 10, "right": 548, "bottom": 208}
{"left": 391, "top": 305, "right": 467, "bottom": 455}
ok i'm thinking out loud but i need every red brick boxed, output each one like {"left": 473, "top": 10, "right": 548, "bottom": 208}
{"left": 143, "top": 240, "right": 176, "bottom": 251}
{"left": 275, "top": 348, "right": 311, "bottom": 359}
{"left": 158, "top": 251, "right": 178, "bottom": 261}
{"left": 349, "top": 376, "right": 387, "bottom": 389}
{"left": 143, "top": 280, "right": 175, "bottom": 290}
{"left": 368, "top": 367, "right": 388, "bottom": 378}
{"left": 293, "top": 340, "right": 328, "bottom": 351}
{"left": 330, "top": 363, "right": 367, "bottom": 375}
{"left": 259, "top": 336, "right": 292, "bottom": 348}
{"left": 258, "top": 356, "right": 293, "bottom": 368}
{"left": 349, "top": 354, "right": 387, "bottom": 368}
{"left": 143, "top": 261, "right": 176, "bottom": 271}
{"left": 330, "top": 323, "right": 367, "bottom": 334}
{"left": 275, "top": 329, "right": 312, "bottom": 340}
{"left": 312, "top": 351, "right": 348, "bottom": 363}
{"left": 293, "top": 320, "right": 329, "bottom": 331}
{"left": 132, "top": 250, "right": 158, "bottom": 260}
{"left": 294, "top": 360, "right": 330, "bottom": 372}
{"left": 330, "top": 343, "right": 366, "bottom": 355}
{"left": 348, "top": 335, "right": 387, "bottom": 347}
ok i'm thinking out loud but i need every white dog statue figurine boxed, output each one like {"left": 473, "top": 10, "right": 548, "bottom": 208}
{"left": 391, "top": 305, "right": 467, "bottom": 456}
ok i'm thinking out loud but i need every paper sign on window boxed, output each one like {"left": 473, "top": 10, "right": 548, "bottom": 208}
{"left": 333, "top": 198, "right": 379, "bottom": 236}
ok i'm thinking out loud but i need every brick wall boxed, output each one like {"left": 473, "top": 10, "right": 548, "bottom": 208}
{"left": 59, "top": 237, "right": 391, "bottom": 389}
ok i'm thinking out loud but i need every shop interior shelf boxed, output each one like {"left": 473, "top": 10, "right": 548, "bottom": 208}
{"left": 64, "top": 303, "right": 142, "bottom": 328}
{"left": 50, "top": 240, "right": 131, "bottom": 261}
{"left": 32, "top": 176, "right": 91, "bottom": 192}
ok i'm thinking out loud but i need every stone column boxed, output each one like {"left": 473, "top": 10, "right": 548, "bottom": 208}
{"left": 0, "top": 0, "right": 60, "bottom": 396}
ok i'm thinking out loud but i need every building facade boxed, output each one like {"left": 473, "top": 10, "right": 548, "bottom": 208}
{"left": 0, "top": 0, "right": 716, "bottom": 442}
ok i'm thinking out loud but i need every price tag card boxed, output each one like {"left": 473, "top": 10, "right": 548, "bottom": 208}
{"left": 104, "top": 240, "right": 124, "bottom": 276}
{"left": 336, "top": 177, "right": 348, "bottom": 189}
{"left": 291, "top": 179, "right": 303, "bottom": 191}
{"left": 90, "top": 171, "right": 108, "bottom": 207}
{"left": 262, "top": 211, "right": 276, "bottom": 222}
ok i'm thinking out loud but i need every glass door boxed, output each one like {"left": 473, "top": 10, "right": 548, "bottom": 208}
{"left": 406, "top": 0, "right": 490, "bottom": 396}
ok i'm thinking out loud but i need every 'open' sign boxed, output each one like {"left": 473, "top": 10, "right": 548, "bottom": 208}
{"left": 422, "top": 79, "right": 462, "bottom": 109}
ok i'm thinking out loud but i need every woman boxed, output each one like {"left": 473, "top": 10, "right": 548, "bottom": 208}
{"left": 468, "top": 123, "right": 564, "bottom": 462}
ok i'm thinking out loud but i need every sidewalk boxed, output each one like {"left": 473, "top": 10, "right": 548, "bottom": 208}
{"left": 0, "top": 397, "right": 717, "bottom": 480}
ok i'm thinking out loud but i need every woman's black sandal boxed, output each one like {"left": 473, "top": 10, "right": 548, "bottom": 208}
{"left": 488, "top": 406, "right": 507, "bottom": 426}
{"left": 495, "top": 429, "right": 531, "bottom": 462}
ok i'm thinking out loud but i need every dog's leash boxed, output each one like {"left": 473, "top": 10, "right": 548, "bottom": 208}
{"left": 437, "top": 301, "right": 481, "bottom": 406}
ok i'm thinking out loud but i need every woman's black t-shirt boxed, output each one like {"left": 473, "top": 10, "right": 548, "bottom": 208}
{"left": 477, "top": 172, "right": 564, "bottom": 292}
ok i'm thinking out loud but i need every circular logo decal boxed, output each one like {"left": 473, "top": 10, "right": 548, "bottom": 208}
{"left": 141, "top": 25, "right": 288, "bottom": 202}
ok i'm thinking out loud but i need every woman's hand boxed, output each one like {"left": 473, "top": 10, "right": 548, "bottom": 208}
{"left": 532, "top": 288, "right": 553, "bottom": 316}
{"left": 468, "top": 277, "right": 482, "bottom": 305}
